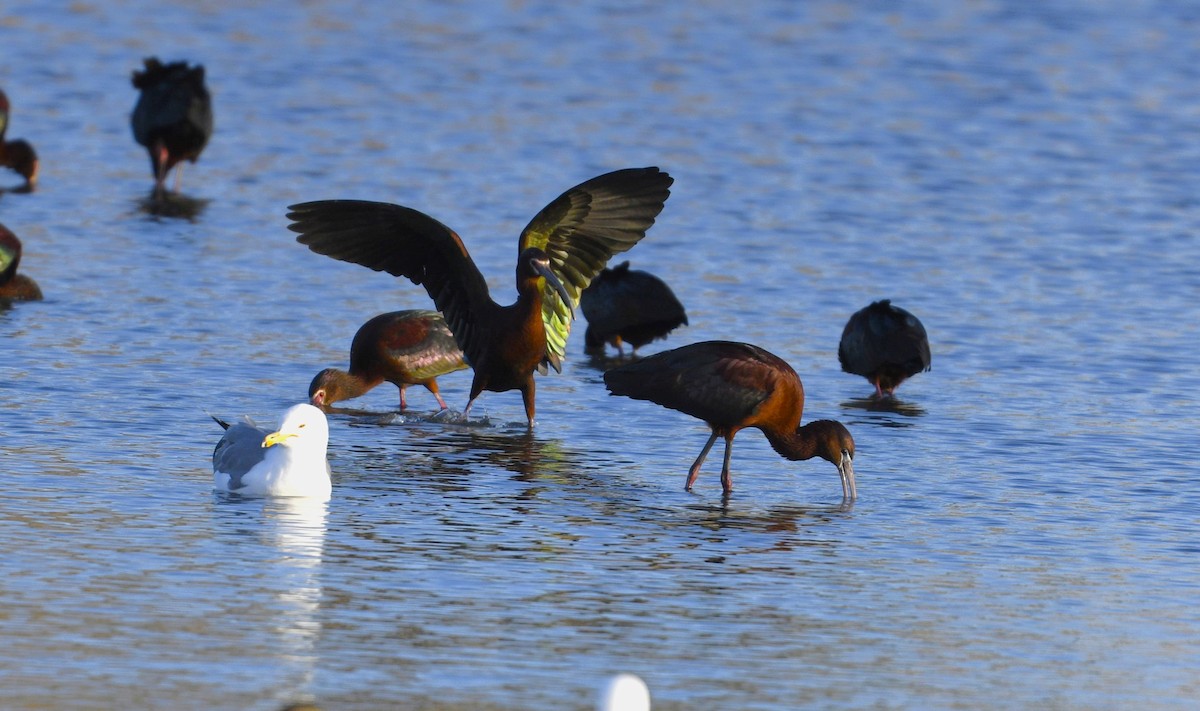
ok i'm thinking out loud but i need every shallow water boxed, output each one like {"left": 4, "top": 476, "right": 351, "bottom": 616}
{"left": 2, "top": 1, "right": 1198, "bottom": 709}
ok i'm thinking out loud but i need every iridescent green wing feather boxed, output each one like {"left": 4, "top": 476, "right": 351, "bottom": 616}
{"left": 0, "top": 241, "right": 14, "bottom": 277}
{"left": 0, "top": 227, "right": 20, "bottom": 284}
{"left": 518, "top": 167, "right": 673, "bottom": 371}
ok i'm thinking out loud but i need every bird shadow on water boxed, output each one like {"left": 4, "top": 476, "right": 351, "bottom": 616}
{"left": 577, "top": 351, "right": 641, "bottom": 375}
{"left": 462, "top": 429, "right": 587, "bottom": 494}
{"left": 670, "top": 499, "right": 856, "bottom": 555}
{"left": 135, "top": 190, "right": 210, "bottom": 221}
{"left": 841, "top": 395, "right": 926, "bottom": 424}
{"left": 339, "top": 410, "right": 591, "bottom": 499}
{"left": 0, "top": 183, "right": 34, "bottom": 196}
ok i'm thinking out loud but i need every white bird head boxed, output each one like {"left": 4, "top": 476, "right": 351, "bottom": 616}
{"left": 263, "top": 403, "right": 329, "bottom": 452}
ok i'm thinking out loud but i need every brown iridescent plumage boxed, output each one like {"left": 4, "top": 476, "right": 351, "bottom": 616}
{"left": 0, "top": 223, "right": 42, "bottom": 301}
{"left": 604, "top": 341, "right": 855, "bottom": 498}
{"left": 288, "top": 167, "right": 673, "bottom": 427}
{"left": 0, "top": 89, "right": 39, "bottom": 189}
{"left": 309, "top": 310, "right": 467, "bottom": 411}
{"left": 838, "top": 300, "right": 931, "bottom": 398}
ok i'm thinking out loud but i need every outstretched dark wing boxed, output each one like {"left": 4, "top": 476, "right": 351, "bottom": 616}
{"left": 286, "top": 200, "right": 494, "bottom": 368}
{"left": 519, "top": 167, "right": 673, "bottom": 369}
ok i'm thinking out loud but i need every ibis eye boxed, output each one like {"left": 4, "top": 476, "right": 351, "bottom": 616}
{"left": 298, "top": 423, "right": 306, "bottom": 428}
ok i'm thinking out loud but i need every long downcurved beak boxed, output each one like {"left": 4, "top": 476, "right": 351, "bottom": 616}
{"left": 839, "top": 451, "right": 857, "bottom": 500}
{"left": 533, "top": 259, "right": 575, "bottom": 319}
{"left": 262, "top": 430, "right": 297, "bottom": 448}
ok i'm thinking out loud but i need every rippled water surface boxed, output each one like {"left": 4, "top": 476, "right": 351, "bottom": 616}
{"left": 2, "top": 1, "right": 1198, "bottom": 709}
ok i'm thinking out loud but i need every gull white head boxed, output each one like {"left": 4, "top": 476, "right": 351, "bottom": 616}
{"left": 263, "top": 403, "right": 330, "bottom": 454}
{"left": 213, "top": 403, "right": 331, "bottom": 499}
{"left": 597, "top": 673, "right": 650, "bottom": 711}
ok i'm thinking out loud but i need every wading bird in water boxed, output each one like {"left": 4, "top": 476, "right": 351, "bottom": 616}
{"left": 309, "top": 310, "right": 467, "bottom": 412}
{"left": 604, "top": 340, "right": 856, "bottom": 498}
{"left": 0, "top": 89, "right": 39, "bottom": 190}
{"left": 838, "top": 299, "right": 930, "bottom": 398}
{"left": 211, "top": 404, "right": 331, "bottom": 499}
{"left": 580, "top": 260, "right": 687, "bottom": 357}
{"left": 288, "top": 167, "right": 673, "bottom": 427}
{"left": 131, "top": 58, "right": 213, "bottom": 195}
{"left": 0, "top": 223, "right": 42, "bottom": 301}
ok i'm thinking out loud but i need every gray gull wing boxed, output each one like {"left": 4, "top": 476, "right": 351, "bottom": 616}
{"left": 212, "top": 418, "right": 269, "bottom": 491}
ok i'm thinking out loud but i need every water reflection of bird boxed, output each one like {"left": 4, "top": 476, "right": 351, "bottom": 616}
{"left": 288, "top": 167, "right": 673, "bottom": 427}
{"left": 0, "top": 223, "right": 42, "bottom": 301}
{"left": 309, "top": 310, "right": 467, "bottom": 412}
{"left": 131, "top": 58, "right": 212, "bottom": 195}
{"left": 581, "top": 261, "right": 687, "bottom": 357}
{"left": 604, "top": 341, "right": 856, "bottom": 498}
{"left": 0, "top": 88, "right": 38, "bottom": 190}
{"left": 211, "top": 404, "right": 331, "bottom": 499}
{"left": 838, "top": 299, "right": 930, "bottom": 398}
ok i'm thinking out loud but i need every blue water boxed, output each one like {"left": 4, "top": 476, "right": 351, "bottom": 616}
{"left": 2, "top": 1, "right": 1198, "bottom": 709}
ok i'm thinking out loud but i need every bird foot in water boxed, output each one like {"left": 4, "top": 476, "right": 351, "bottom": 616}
{"left": 428, "top": 408, "right": 492, "bottom": 426}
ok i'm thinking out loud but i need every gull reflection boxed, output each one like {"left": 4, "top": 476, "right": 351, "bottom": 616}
{"left": 263, "top": 497, "right": 327, "bottom": 681}
{"left": 213, "top": 494, "right": 328, "bottom": 696}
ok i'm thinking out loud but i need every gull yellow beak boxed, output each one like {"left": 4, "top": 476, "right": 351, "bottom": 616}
{"left": 262, "top": 430, "right": 297, "bottom": 448}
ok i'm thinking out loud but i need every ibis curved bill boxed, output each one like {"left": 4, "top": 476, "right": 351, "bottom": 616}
{"left": 605, "top": 340, "right": 856, "bottom": 498}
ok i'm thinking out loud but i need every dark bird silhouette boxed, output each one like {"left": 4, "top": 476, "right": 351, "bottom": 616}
{"left": 604, "top": 341, "right": 855, "bottom": 498}
{"left": 309, "top": 310, "right": 468, "bottom": 411}
{"left": 580, "top": 261, "right": 687, "bottom": 356}
{"left": 288, "top": 167, "right": 673, "bottom": 427}
{"left": 838, "top": 299, "right": 930, "bottom": 398}
{"left": 0, "top": 89, "right": 39, "bottom": 190}
{"left": 130, "top": 58, "right": 213, "bottom": 194}
{"left": 0, "top": 223, "right": 42, "bottom": 301}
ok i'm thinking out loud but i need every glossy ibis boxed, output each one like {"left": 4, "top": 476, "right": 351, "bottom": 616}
{"left": 0, "top": 89, "right": 38, "bottom": 189}
{"left": 0, "top": 223, "right": 42, "bottom": 301}
{"left": 212, "top": 404, "right": 331, "bottom": 499}
{"left": 288, "top": 167, "right": 673, "bottom": 427}
{"left": 604, "top": 341, "right": 856, "bottom": 498}
{"left": 309, "top": 309, "right": 467, "bottom": 411}
{"left": 580, "top": 260, "right": 687, "bottom": 356}
{"left": 838, "top": 299, "right": 930, "bottom": 398}
{"left": 131, "top": 58, "right": 213, "bottom": 194}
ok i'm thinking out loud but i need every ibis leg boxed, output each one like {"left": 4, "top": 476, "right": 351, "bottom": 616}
{"left": 686, "top": 431, "right": 719, "bottom": 490}
{"left": 399, "top": 384, "right": 409, "bottom": 411}
{"left": 520, "top": 380, "right": 536, "bottom": 428}
{"left": 720, "top": 436, "right": 734, "bottom": 494}
{"left": 427, "top": 382, "right": 448, "bottom": 410}
{"left": 464, "top": 378, "right": 485, "bottom": 420}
